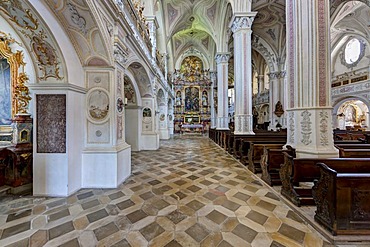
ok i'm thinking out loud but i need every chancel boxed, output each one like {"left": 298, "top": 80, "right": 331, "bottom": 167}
{"left": 0, "top": 0, "right": 370, "bottom": 246}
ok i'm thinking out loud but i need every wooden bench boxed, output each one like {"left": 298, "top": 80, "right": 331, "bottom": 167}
{"left": 313, "top": 162, "right": 370, "bottom": 235}
{"left": 234, "top": 131, "right": 287, "bottom": 160}
{"left": 261, "top": 146, "right": 295, "bottom": 186}
{"left": 247, "top": 143, "right": 285, "bottom": 173}
{"left": 335, "top": 144, "right": 370, "bottom": 149}
{"left": 338, "top": 148, "right": 370, "bottom": 158}
{"left": 279, "top": 153, "right": 370, "bottom": 206}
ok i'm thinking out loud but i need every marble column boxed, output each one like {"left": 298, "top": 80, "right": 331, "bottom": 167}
{"left": 286, "top": 0, "right": 338, "bottom": 158}
{"left": 210, "top": 71, "right": 217, "bottom": 128}
{"left": 215, "top": 53, "right": 230, "bottom": 130}
{"left": 231, "top": 13, "right": 257, "bottom": 135}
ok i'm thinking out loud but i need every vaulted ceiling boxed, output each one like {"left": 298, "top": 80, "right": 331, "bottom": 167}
{"left": 159, "top": 0, "right": 369, "bottom": 74}
{"left": 161, "top": 0, "right": 226, "bottom": 69}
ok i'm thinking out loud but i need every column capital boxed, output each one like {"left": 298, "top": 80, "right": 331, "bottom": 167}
{"left": 268, "top": 71, "right": 286, "bottom": 80}
{"left": 215, "top": 53, "right": 230, "bottom": 64}
{"left": 230, "top": 12, "right": 257, "bottom": 33}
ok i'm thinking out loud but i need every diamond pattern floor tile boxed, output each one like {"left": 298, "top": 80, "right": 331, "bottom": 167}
{"left": 0, "top": 136, "right": 329, "bottom": 247}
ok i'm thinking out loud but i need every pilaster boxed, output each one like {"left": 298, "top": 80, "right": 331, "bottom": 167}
{"left": 231, "top": 13, "right": 257, "bottom": 135}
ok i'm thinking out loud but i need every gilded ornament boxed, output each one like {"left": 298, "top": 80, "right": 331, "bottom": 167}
{"left": 0, "top": 32, "right": 31, "bottom": 116}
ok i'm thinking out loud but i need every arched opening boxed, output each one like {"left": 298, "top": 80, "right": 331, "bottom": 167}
{"left": 336, "top": 99, "right": 369, "bottom": 131}
{"left": 124, "top": 74, "right": 141, "bottom": 151}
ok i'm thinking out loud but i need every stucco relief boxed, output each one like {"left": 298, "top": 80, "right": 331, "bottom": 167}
{"left": 67, "top": 3, "right": 87, "bottom": 35}
{"left": 117, "top": 116, "right": 123, "bottom": 140}
{"left": 289, "top": 111, "right": 295, "bottom": 144}
{"left": 231, "top": 16, "right": 255, "bottom": 33}
{"left": 0, "top": 0, "right": 64, "bottom": 81}
{"left": 36, "top": 95, "right": 66, "bottom": 153}
{"left": 44, "top": 0, "right": 110, "bottom": 65}
{"left": 319, "top": 110, "right": 329, "bottom": 146}
{"left": 300, "top": 110, "right": 312, "bottom": 146}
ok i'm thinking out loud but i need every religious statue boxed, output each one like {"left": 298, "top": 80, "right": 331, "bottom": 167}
{"left": 202, "top": 91, "right": 208, "bottom": 106}
{"left": 274, "top": 101, "right": 284, "bottom": 117}
{"left": 175, "top": 91, "right": 182, "bottom": 106}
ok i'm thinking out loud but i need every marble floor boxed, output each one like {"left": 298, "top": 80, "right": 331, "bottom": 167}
{"left": 0, "top": 136, "right": 332, "bottom": 247}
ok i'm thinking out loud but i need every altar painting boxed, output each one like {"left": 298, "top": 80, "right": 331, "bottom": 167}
{"left": 185, "top": 86, "right": 200, "bottom": 112}
{"left": 0, "top": 58, "right": 11, "bottom": 125}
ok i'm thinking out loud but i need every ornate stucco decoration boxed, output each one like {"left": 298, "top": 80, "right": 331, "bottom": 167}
{"left": 215, "top": 53, "right": 230, "bottom": 64}
{"left": 252, "top": 35, "right": 276, "bottom": 72}
{"left": 114, "top": 37, "right": 128, "bottom": 67}
{"left": 114, "top": 0, "right": 166, "bottom": 86}
{"left": 44, "top": 0, "right": 110, "bottom": 66}
{"left": 319, "top": 110, "right": 329, "bottom": 146}
{"left": 231, "top": 16, "right": 255, "bottom": 33}
{"left": 0, "top": 32, "right": 31, "bottom": 116}
{"left": 0, "top": 0, "right": 64, "bottom": 81}
{"left": 289, "top": 111, "right": 295, "bottom": 143}
{"left": 66, "top": 3, "right": 88, "bottom": 35}
{"left": 300, "top": 110, "right": 312, "bottom": 146}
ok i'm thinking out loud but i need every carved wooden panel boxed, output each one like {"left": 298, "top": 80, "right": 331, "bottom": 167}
{"left": 37, "top": 95, "right": 66, "bottom": 153}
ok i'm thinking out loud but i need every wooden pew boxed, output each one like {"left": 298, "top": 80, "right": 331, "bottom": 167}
{"left": 313, "top": 162, "right": 370, "bottom": 235}
{"left": 338, "top": 148, "right": 370, "bottom": 158}
{"left": 335, "top": 144, "right": 370, "bottom": 149}
{"left": 279, "top": 153, "right": 370, "bottom": 206}
{"left": 233, "top": 131, "right": 287, "bottom": 160}
{"left": 246, "top": 143, "right": 285, "bottom": 173}
{"left": 261, "top": 146, "right": 295, "bottom": 186}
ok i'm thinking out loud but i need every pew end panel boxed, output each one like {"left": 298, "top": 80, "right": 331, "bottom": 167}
{"left": 313, "top": 162, "right": 370, "bottom": 235}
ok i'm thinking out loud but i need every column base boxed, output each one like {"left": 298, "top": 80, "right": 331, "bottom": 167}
{"left": 287, "top": 107, "right": 338, "bottom": 159}
{"left": 296, "top": 147, "right": 339, "bottom": 159}
{"left": 234, "top": 114, "right": 254, "bottom": 135}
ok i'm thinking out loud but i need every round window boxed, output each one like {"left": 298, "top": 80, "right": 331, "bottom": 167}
{"left": 345, "top": 38, "right": 361, "bottom": 65}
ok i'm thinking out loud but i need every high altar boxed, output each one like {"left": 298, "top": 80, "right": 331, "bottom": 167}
{"left": 173, "top": 56, "right": 212, "bottom": 133}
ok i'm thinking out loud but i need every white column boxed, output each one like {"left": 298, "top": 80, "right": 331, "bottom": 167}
{"left": 215, "top": 53, "right": 230, "bottom": 130}
{"left": 366, "top": 112, "right": 370, "bottom": 131}
{"left": 210, "top": 71, "right": 217, "bottom": 128}
{"left": 231, "top": 13, "right": 256, "bottom": 135}
{"left": 268, "top": 72, "right": 279, "bottom": 130}
{"left": 286, "top": 0, "right": 337, "bottom": 158}
{"left": 257, "top": 75, "right": 264, "bottom": 93}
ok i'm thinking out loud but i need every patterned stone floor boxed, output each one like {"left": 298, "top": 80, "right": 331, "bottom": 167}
{"left": 0, "top": 136, "right": 331, "bottom": 247}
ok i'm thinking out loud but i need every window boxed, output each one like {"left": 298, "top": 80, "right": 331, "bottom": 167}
{"left": 345, "top": 38, "right": 361, "bottom": 64}
{"left": 341, "top": 37, "right": 365, "bottom": 68}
